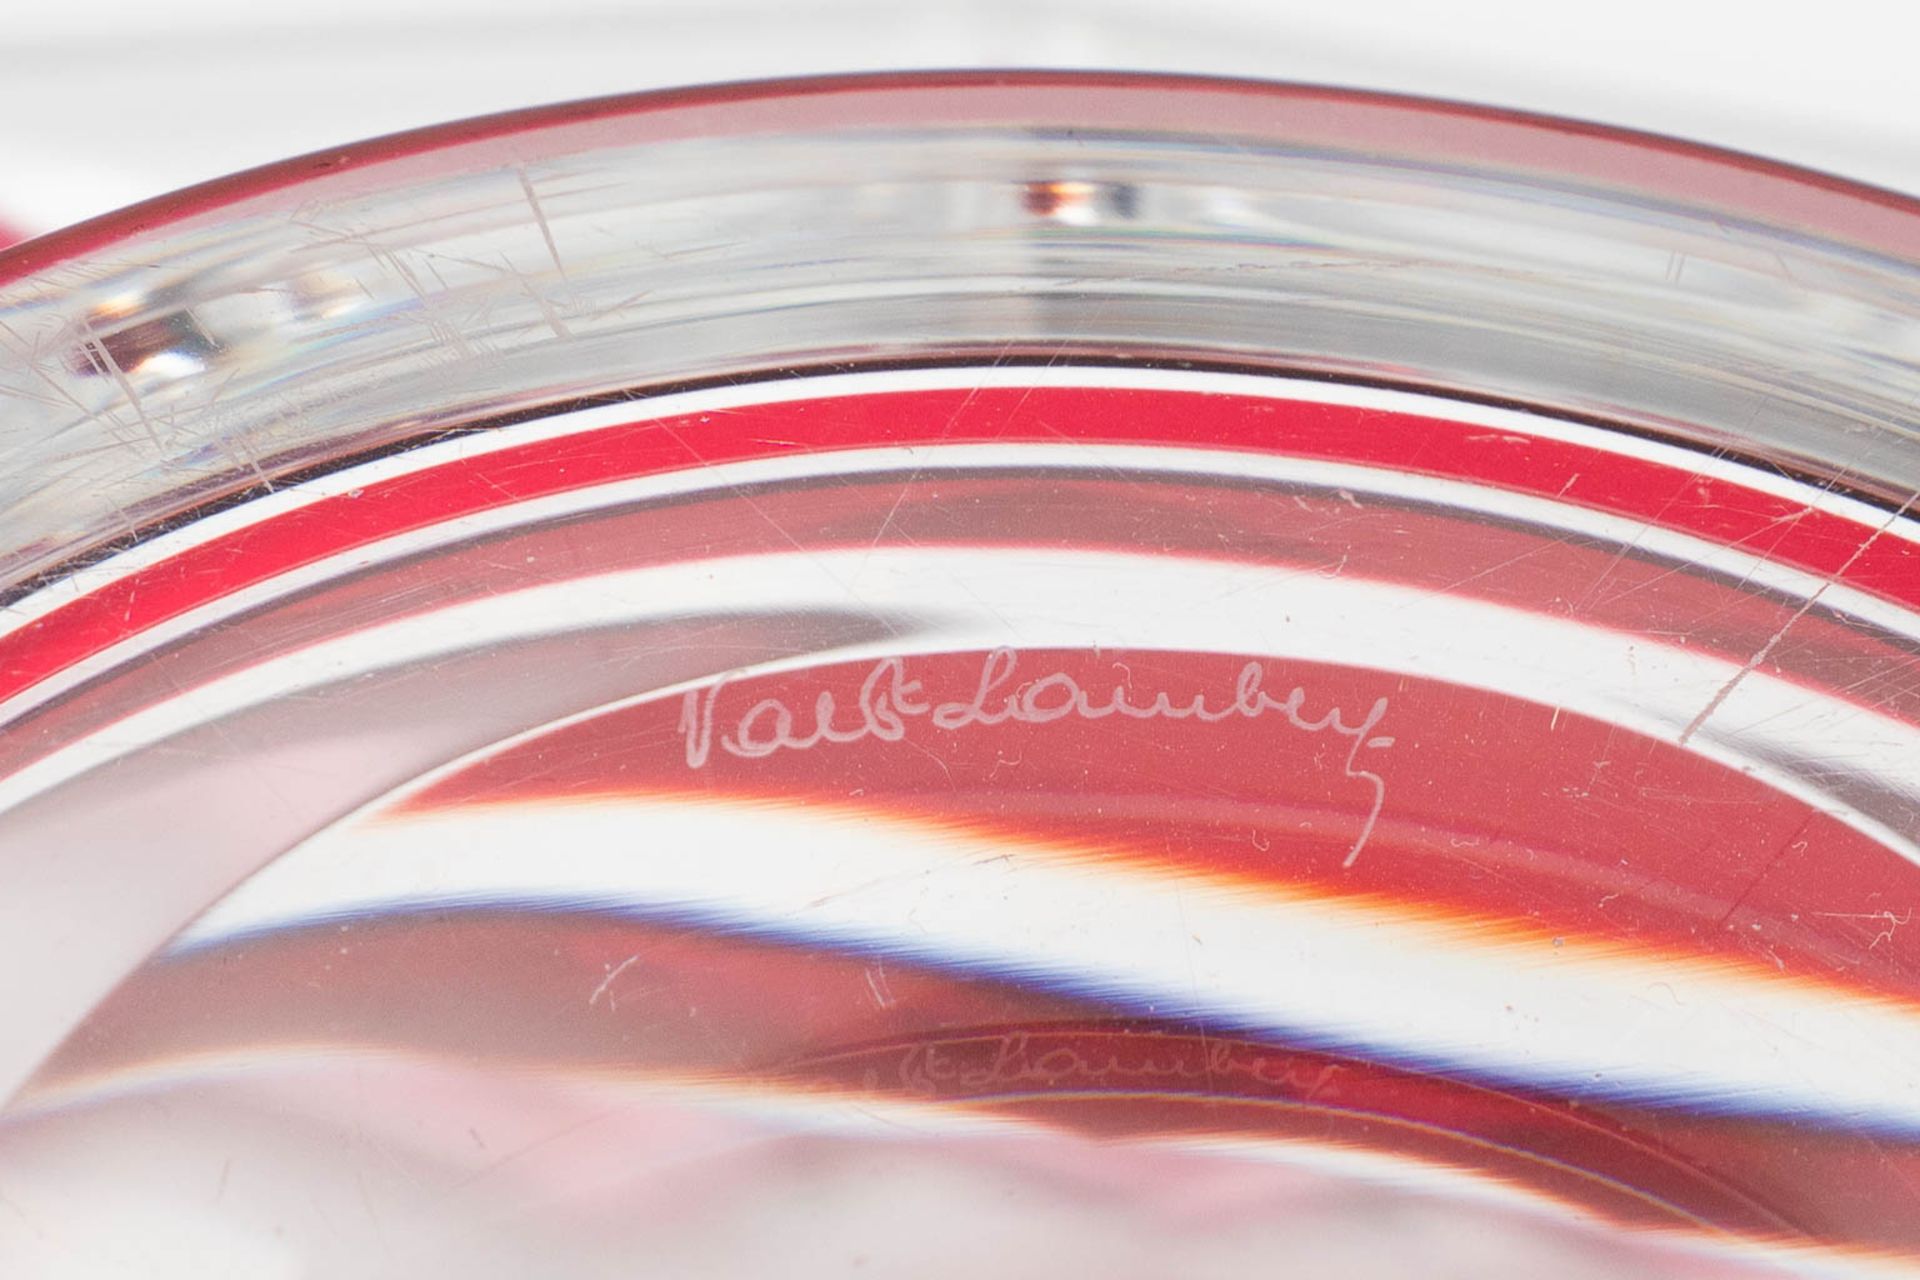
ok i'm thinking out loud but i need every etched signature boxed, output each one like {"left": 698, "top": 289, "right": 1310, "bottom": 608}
{"left": 678, "top": 648, "right": 1393, "bottom": 865}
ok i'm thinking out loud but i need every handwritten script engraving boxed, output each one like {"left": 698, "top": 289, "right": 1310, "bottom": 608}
{"left": 678, "top": 648, "right": 1393, "bottom": 866}
{"left": 879, "top": 1030, "right": 1346, "bottom": 1102}
{"left": 779, "top": 1030, "right": 1346, "bottom": 1102}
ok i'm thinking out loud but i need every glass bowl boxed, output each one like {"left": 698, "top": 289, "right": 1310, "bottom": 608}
{"left": 2, "top": 72, "right": 1919, "bottom": 1278}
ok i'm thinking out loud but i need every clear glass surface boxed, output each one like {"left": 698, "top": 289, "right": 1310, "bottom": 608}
{"left": 1, "top": 74, "right": 1919, "bottom": 1278}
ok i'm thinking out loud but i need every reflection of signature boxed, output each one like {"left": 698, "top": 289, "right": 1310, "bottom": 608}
{"left": 678, "top": 647, "right": 1393, "bottom": 865}
{"left": 884, "top": 1030, "right": 1345, "bottom": 1100}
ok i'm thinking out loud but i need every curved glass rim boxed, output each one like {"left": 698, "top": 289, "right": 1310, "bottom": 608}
{"left": 5, "top": 68, "right": 1918, "bottom": 611}
{"left": 5, "top": 69, "right": 1920, "bottom": 288}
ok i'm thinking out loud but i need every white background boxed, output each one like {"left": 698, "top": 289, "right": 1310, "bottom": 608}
{"left": 1, "top": 0, "right": 1917, "bottom": 236}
